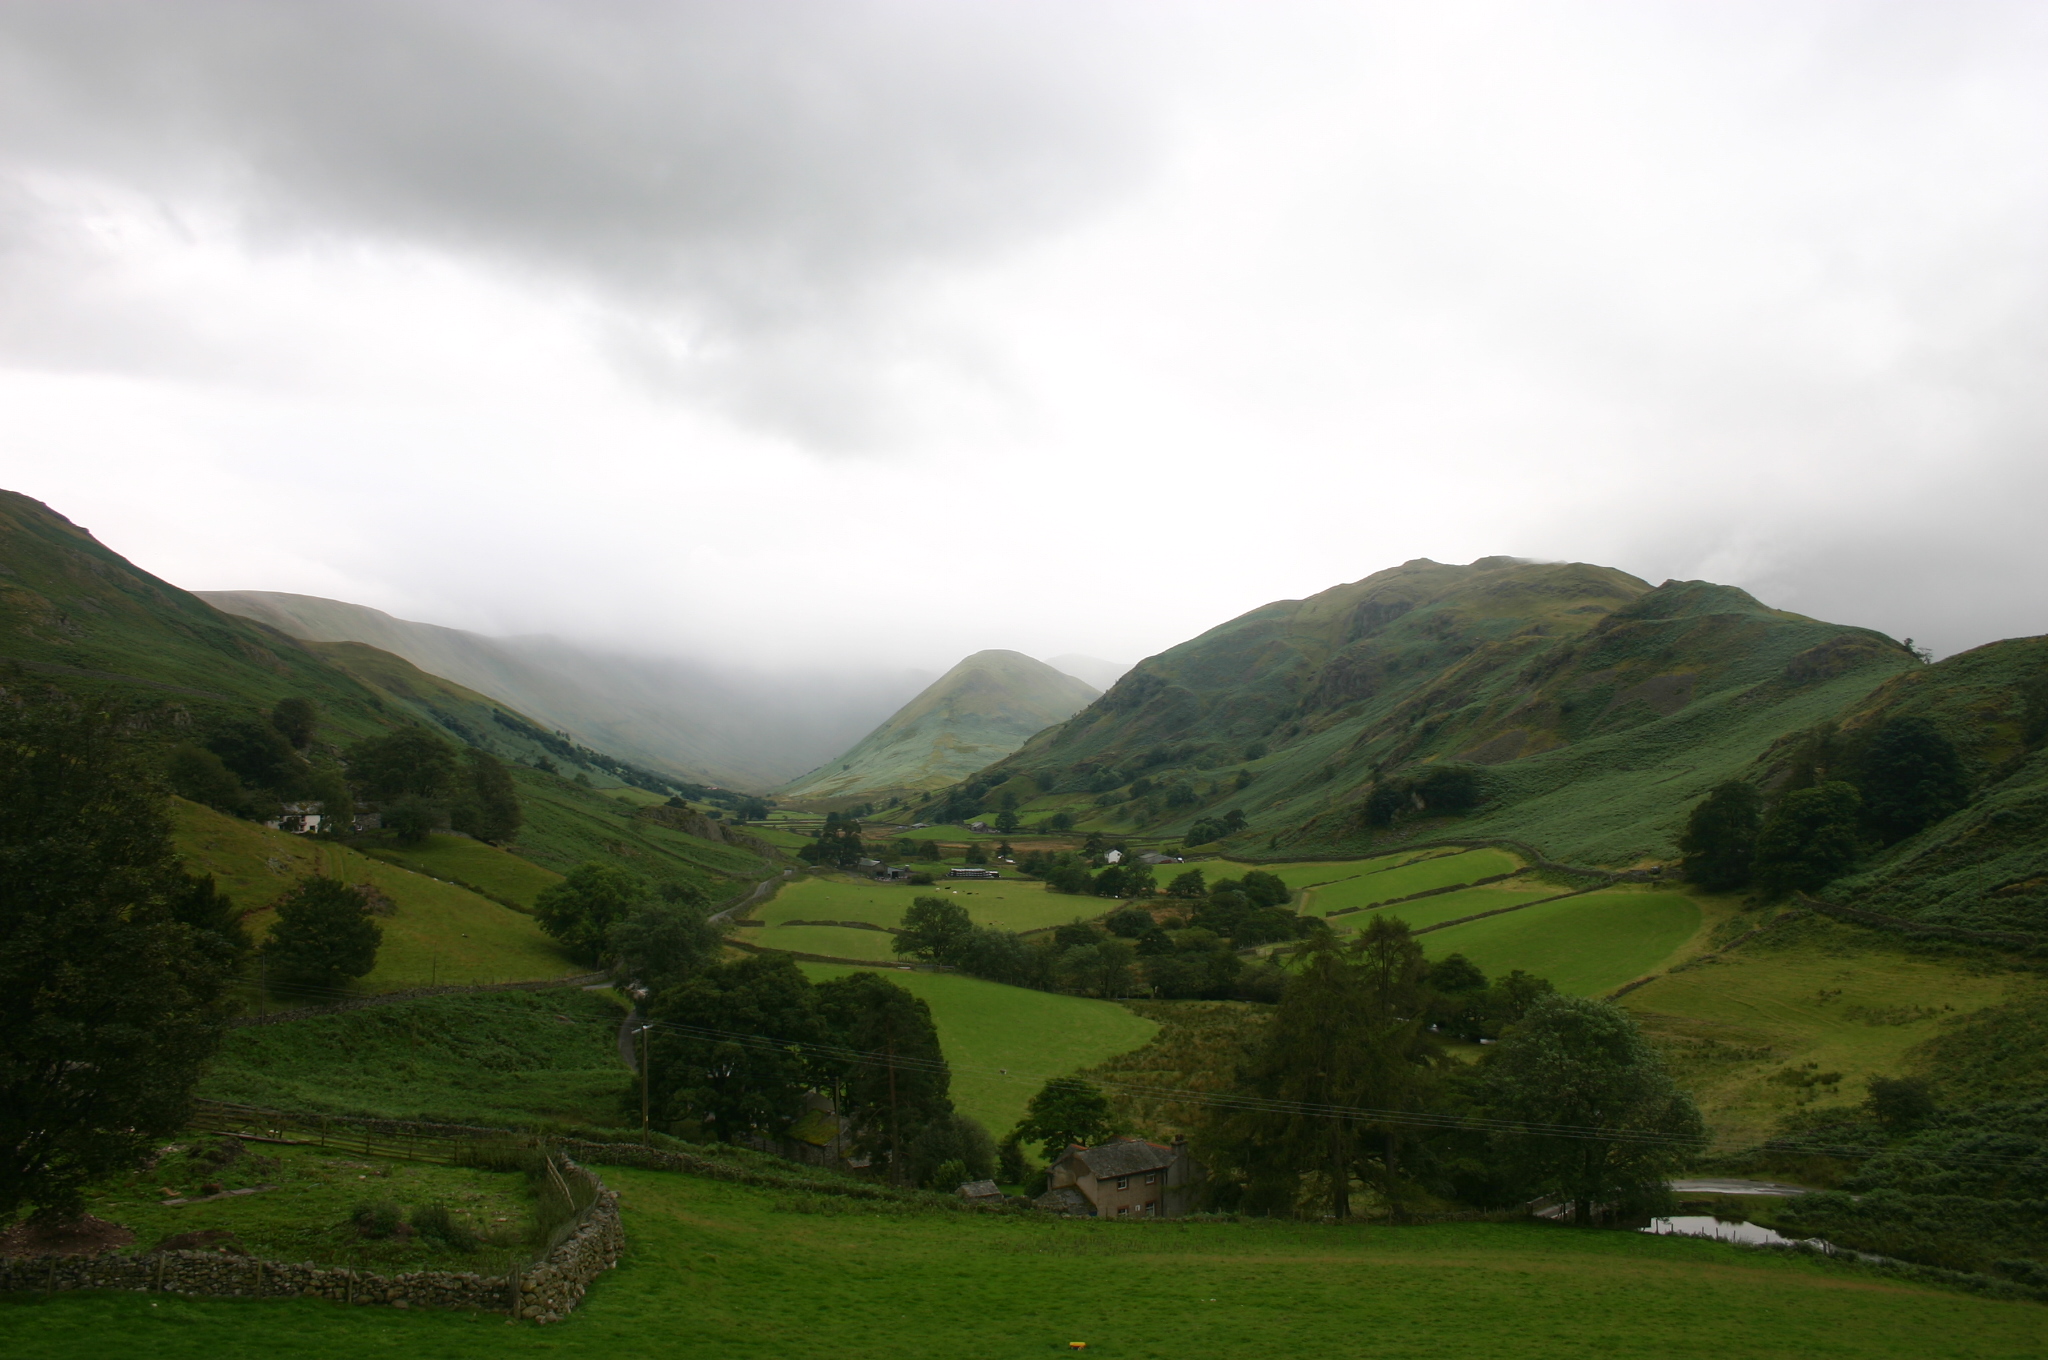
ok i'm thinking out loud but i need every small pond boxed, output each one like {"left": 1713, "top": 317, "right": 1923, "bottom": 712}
{"left": 1642, "top": 1216, "right": 1834, "bottom": 1251}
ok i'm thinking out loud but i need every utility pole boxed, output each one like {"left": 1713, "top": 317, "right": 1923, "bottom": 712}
{"left": 886, "top": 1036, "right": 901, "bottom": 1187}
{"left": 639, "top": 1023, "right": 651, "bottom": 1143}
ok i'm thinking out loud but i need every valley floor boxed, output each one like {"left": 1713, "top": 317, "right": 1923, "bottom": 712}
{"left": 4, "top": 1167, "right": 2040, "bottom": 1360}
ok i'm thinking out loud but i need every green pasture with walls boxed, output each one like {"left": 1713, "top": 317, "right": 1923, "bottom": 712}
{"left": 1416, "top": 886, "right": 1702, "bottom": 996}
{"left": 356, "top": 833, "right": 565, "bottom": 909}
{"left": 756, "top": 873, "right": 1112, "bottom": 935}
{"left": 8, "top": 1166, "right": 2043, "bottom": 1360}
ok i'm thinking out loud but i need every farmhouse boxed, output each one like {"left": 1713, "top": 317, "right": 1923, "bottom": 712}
{"left": 1035, "top": 1136, "right": 1202, "bottom": 1218}
{"left": 265, "top": 801, "right": 324, "bottom": 834}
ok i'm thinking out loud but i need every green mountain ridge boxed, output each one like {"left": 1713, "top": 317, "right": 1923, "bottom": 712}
{"left": 781, "top": 649, "right": 1099, "bottom": 801}
{"left": 975, "top": 556, "right": 1923, "bottom": 863}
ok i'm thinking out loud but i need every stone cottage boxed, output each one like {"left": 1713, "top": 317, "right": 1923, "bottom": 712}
{"left": 1035, "top": 1136, "right": 1202, "bottom": 1218}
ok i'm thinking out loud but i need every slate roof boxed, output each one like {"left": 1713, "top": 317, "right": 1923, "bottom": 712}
{"left": 956, "top": 1179, "right": 1003, "bottom": 1202}
{"left": 1034, "top": 1185, "right": 1093, "bottom": 1216}
{"left": 1067, "top": 1138, "right": 1174, "bottom": 1179}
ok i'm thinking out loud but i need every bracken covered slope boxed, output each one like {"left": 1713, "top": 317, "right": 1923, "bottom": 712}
{"left": 1813, "top": 634, "right": 2048, "bottom": 933}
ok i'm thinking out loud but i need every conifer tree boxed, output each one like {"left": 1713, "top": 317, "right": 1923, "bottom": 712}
{"left": 2, "top": 704, "right": 234, "bottom": 1222}
{"left": 261, "top": 877, "right": 381, "bottom": 991}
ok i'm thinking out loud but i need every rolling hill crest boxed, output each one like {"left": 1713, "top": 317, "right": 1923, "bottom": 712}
{"left": 782, "top": 649, "right": 1099, "bottom": 802}
{"left": 982, "top": 557, "right": 1922, "bottom": 862}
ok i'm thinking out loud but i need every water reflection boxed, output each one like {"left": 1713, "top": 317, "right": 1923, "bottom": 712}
{"left": 1642, "top": 1216, "right": 1833, "bottom": 1251}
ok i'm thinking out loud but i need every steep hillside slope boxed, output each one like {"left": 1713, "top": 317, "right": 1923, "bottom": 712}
{"left": 782, "top": 649, "right": 1098, "bottom": 800}
{"left": 1813, "top": 634, "right": 2048, "bottom": 933}
{"left": 0, "top": 491, "right": 417, "bottom": 743}
{"left": 199, "top": 590, "right": 924, "bottom": 790}
{"left": 977, "top": 557, "right": 1917, "bottom": 863}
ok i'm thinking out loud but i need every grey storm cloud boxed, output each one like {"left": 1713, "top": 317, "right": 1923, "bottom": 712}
{"left": 1, "top": 1, "right": 2045, "bottom": 670}
{"left": 0, "top": 0, "right": 1148, "bottom": 439}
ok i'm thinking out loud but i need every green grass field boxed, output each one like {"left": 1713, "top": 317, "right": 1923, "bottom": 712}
{"left": 1296, "top": 847, "right": 1525, "bottom": 915}
{"left": 8, "top": 1166, "right": 2042, "bottom": 1360}
{"left": 197, "top": 988, "right": 628, "bottom": 1128}
{"left": 67, "top": 1139, "right": 537, "bottom": 1277}
{"left": 749, "top": 922, "right": 902, "bottom": 961}
{"left": 757, "top": 874, "right": 1108, "bottom": 934}
{"left": 799, "top": 966, "right": 1157, "bottom": 1137}
{"left": 1324, "top": 883, "right": 1563, "bottom": 935}
{"left": 1413, "top": 886, "right": 1703, "bottom": 996}
{"left": 1621, "top": 915, "right": 2023, "bottom": 1147}
{"left": 356, "top": 832, "right": 565, "bottom": 909}
{"left": 170, "top": 799, "right": 582, "bottom": 994}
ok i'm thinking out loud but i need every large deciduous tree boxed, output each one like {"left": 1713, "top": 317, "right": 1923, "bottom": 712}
{"left": 1479, "top": 994, "right": 1703, "bottom": 1225}
{"left": 894, "top": 895, "right": 974, "bottom": 964}
{"left": 1, "top": 703, "right": 234, "bottom": 1224}
{"left": 347, "top": 725, "right": 459, "bottom": 803}
{"left": 606, "top": 895, "right": 726, "bottom": 997}
{"left": 1677, "top": 781, "right": 1762, "bottom": 891}
{"left": 534, "top": 861, "right": 649, "bottom": 965}
{"left": 450, "top": 747, "right": 523, "bottom": 844}
{"left": 1012, "top": 1077, "right": 1117, "bottom": 1164}
{"left": 645, "top": 954, "right": 820, "bottom": 1142}
{"left": 814, "top": 972, "right": 954, "bottom": 1185}
{"left": 1754, "top": 780, "right": 1865, "bottom": 894}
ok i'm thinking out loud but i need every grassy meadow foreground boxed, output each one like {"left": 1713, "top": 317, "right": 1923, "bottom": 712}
{"left": 6, "top": 1166, "right": 2042, "bottom": 1360}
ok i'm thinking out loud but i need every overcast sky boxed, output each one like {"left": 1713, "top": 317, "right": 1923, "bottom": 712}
{"left": 2, "top": 0, "right": 2044, "bottom": 672}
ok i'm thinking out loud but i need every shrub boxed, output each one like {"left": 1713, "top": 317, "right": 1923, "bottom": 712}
{"left": 411, "top": 1202, "right": 480, "bottom": 1251}
{"left": 351, "top": 1200, "right": 405, "bottom": 1239}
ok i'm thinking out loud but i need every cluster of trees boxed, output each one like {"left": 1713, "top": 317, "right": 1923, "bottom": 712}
{"left": 165, "top": 697, "right": 523, "bottom": 847}
{"left": 1677, "top": 715, "right": 1970, "bottom": 894}
{"left": 1362, "top": 765, "right": 1485, "bottom": 829}
{"left": 1202, "top": 918, "right": 1702, "bottom": 1222}
{"left": 165, "top": 697, "right": 353, "bottom": 826}
{"left": 347, "top": 725, "right": 522, "bottom": 845}
{"left": 1184, "top": 808, "right": 1247, "bottom": 847}
{"left": 532, "top": 862, "right": 715, "bottom": 968}
{"left": 797, "top": 812, "right": 869, "bottom": 868}
{"left": 638, "top": 951, "right": 994, "bottom": 1188}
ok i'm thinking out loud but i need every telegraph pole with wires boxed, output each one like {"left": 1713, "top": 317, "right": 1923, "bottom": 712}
{"left": 639, "top": 1021, "right": 652, "bottom": 1143}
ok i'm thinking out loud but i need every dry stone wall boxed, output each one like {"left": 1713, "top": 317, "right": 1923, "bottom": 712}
{"left": 0, "top": 1158, "right": 620, "bottom": 1323}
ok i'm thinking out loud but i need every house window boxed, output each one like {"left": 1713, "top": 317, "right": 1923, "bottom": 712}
{"left": 1116, "top": 1177, "right": 1130, "bottom": 1190}
{"left": 1145, "top": 1173, "right": 1158, "bottom": 1185}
